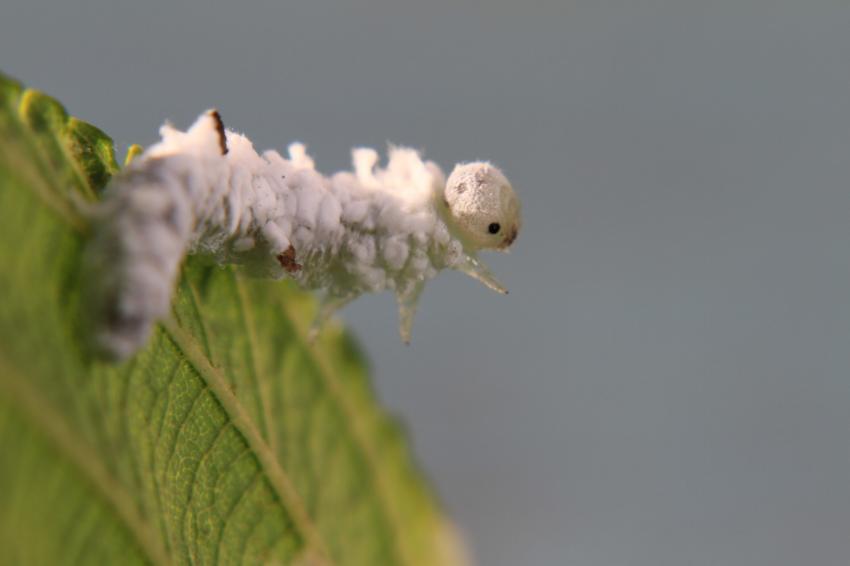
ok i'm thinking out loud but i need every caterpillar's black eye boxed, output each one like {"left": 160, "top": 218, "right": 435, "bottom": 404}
{"left": 488, "top": 222, "right": 501, "bottom": 234}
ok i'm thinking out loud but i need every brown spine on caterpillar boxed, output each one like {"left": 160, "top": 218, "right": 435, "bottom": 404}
{"left": 209, "top": 109, "right": 228, "bottom": 155}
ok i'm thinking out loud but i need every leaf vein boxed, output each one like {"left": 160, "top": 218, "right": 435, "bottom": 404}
{"left": 163, "top": 377, "right": 207, "bottom": 478}
{"left": 181, "top": 421, "right": 232, "bottom": 563}
{"left": 232, "top": 275, "right": 280, "bottom": 459}
{"left": 215, "top": 467, "right": 260, "bottom": 564}
{"left": 275, "top": 300, "right": 411, "bottom": 565}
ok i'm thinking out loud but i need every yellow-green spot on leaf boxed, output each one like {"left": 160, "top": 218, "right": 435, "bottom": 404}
{"left": 65, "top": 118, "right": 120, "bottom": 194}
{"left": 124, "top": 143, "right": 145, "bottom": 166}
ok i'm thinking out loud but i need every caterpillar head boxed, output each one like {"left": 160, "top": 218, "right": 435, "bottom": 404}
{"left": 444, "top": 162, "right": 521, "bottom": 251}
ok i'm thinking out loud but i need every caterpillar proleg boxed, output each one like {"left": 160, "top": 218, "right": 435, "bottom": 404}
{"left": 84, "top": 110, "right": 522, "bottom": 360}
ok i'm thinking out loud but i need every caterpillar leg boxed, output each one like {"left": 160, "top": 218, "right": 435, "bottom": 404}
{"left": 396, "top": 281, "right": 425, "bottom": 345}
{"left": 307, "top": 293, "right": 358, "bottom": 343}
{"left": 455, "top": 254, "right": 508, "bottom": 295}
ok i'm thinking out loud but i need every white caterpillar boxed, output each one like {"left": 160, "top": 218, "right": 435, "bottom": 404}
{"left": 84, "top": 110, "right": 522, "bottom": 360}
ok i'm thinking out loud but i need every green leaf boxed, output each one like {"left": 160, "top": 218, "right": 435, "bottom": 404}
{"left": 0, "top": 71, "right": 466, "bottom": 566}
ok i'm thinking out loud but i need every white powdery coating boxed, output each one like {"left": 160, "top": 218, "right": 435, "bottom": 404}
{"left": 85, "top": 110, "right": 519, "bottom": 359}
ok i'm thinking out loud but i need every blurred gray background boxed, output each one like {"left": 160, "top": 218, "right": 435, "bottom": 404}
{"left": 4, "top": 1, "right": 850, "bottom": 564}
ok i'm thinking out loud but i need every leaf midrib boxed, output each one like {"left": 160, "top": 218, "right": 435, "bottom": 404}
{"left": 161, "top": 320, "right": 333, "bottom": 564}
{"left": 191, "top": 271, "right": 414, "bottom": 565}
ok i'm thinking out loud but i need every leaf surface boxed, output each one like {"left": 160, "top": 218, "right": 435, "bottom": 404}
{"left": 0, "top": 72, "right": 464, "bottom": 566}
